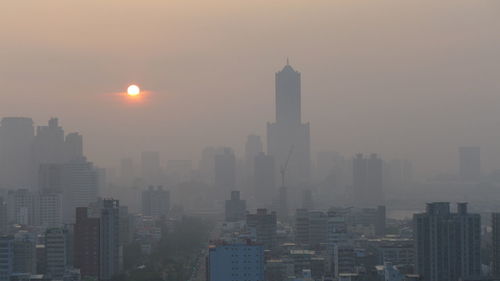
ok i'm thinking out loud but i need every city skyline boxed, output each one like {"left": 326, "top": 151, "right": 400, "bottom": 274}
{"left": 1, "top": 1, "right": 500, "bottom": 178}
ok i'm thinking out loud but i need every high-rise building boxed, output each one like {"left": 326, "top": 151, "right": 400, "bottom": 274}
{"left": 254, "top": 153, "right": 275, "bottom": 207}
{"left": 0, "top": 236, "right": 14, "bottom": 281}
{"left": 99, "top": 199, "right": 120, "bottom": 280}
{"left": 141, "top": 185, "right": 170, "bottom": 218}
{"left": 492, "top": 213, "right": 500, "bottom": 277}
{"left": 225, "top": 191, "right": 246, "bottom": 222}
{"left": 294, "top": 210, "right": 327, "bottom": 249}
{"left": 38, "top": 163, "right": 64, "bottom": 193}
{"left": 61, "top": 158, "right": 99, "bottom": 223}
{"left": 0, "top": 117, "right": 35, "bottom": 188}
{"left": 214, "top": 147, "right": 236, "bottom": 197}
{"left": 245, "top": 135, "right": 263, "bottom": 193}
{"left": 13, "top": 231, "right": 36, "bottom": 275}
{"left": 459, "top": 146, "right": 481, "bottom": 181}
{"left": 267, "top": 63, "right": 311, "bottom": 187}
{"left": 246, "top": 209, "right": 277, "bottom": 249}
{"left": 64, "top": 133, "right": 83, "bottom": 162}
{"left": 6, "top": 189, "right": 37, "bottom": 226}
{"left": 414, "top": 202, "right": 480, "bottom": 281}
{"left": 141, "top": 151, "right": 161, "bottom": 185}
{"left": 45, "top": 227, "right": 70, "bottom": 280}
{"left": 208, "top": 241, "right": 264, "bottom": 281}
{"left": 74, "top": 207, "right": 100, "bottom": 279}
{"left": 33, "top": 118, "right": 65, "bottom": 166}
{"left": 39, "top": 192, "right": 63, "bottom": 228}
{"left": 352, "top": 153, "right": 383, "bottom": 207}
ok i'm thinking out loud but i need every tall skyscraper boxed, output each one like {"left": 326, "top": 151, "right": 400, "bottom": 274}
{"left": 33, "top": 118, "right": 65, "bottom": 166}
{"left": 459, "top": 146, "right": 481, "bottom": 181}
{"left": 208, "top": 241, "right": 264, "bottom": 281}
{"left": 38, "top": 163, "right": 64, "bottom": 193}
{"left": 64, "top": 133, "right": 83, "bottom": 162}
{"left": 352, "top": 153, "right": 383, "bottom": 207}
{"left": 267, "top": 62, "right": 311, "bottom": 187}
{"left": 414, "top": 202, "right": 481, "bottom": 281}
{"left": 254, "top": 153, "right": 275, "bottom": 207}
{"left": 62, "top": 158, "right": 99, "bottom": 224}
{"left": 214, "top": 147, "right": 236, "bottom": 197}
{"left": 0, "top": 117, "right": 35, "bottom": 188}
{"left": 224, "top": 191, "right": 246, "bottom": 222}
{"left": 99, "top": 199, "right": 120, "bottom": 281}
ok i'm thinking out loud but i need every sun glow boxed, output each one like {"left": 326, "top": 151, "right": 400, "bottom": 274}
{"left": 127, "top": 85, "right": 140, "bottom": 96}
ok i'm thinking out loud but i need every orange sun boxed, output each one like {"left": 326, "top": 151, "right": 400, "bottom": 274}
{"left": 127, "top": 85, "right": 140, "bottom": 96}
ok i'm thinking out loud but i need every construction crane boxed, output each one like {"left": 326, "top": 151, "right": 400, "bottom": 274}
{"left": 280, "top": 145, "right": 294, "bottom": 187}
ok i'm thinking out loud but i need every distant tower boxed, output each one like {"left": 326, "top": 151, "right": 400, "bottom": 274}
{"left": 459, "top": 146, "right": 480, "bottom": 181}
{"left": 352, "top": 153, "right": 383, "bottom": 207}
{"left": 64, "top": 132, "right": 83, "bottom": 162}
{"left": 0, "top": 117, "right": 35, "bottom": 188}
{"left": 267, "top": 63, "right": 311, "bottom": 187}
{"left": 254, "top": 153, "right": 275, "bottom": 207}
{"left": 34, "top": 118, "right": 65, "bottom": 165}
{"left": 224, "top": 191, "right": 247, "bottom": 222}
{"left": 214, "top": 147, "right": 236, "bottom": 197}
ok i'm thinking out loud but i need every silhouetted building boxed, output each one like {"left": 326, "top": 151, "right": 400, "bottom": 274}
{"left": 352, "top": 153, "right": 383, "bottom": 207}
{"left": 459, "top": 147, "right": 481, "bottom": 181}
{"left": 64, "top": 133, "right": 83, "bottom": 162}
{"left": 38, "top": 164, "right": 63, "bottom": 194}
{"left": 254, "top": 153, "right": 275, "bottom": 207}
{"left": 62, "top": 158, "right": 99, "bottom": 223}
{"left": 414, "top": 202, "right": 480, "bottom": 281}
{"left": 214, "top": 147, "right": 236, "bottom": 197}
{"left": 141, "top": 185, "right": 170, "bottom": 218}
{"left": 267, "top": 63, "right": 311, "bottom": 187}
{"left": 74, "top": 208, "right": 100, "bottom": 279}
{"left": 34, "top": 118, "right": 65, "bottom": 166}
{"left": 294, "top": 209, "right": 328, "bottom": 249}
{"left": 245, "top": 135, "right": 263, "bottom": 195}
{"left": 246, "top": 209, "right": 277, "bottom": 249}
{"left": 0, "top": 117, "right": 35, "bottom": 188}
{"left": 225, "top": 191, "right": 246, "bottom": 222}
{"left": 99, "top": 199, "right": 120, "bottom": 280}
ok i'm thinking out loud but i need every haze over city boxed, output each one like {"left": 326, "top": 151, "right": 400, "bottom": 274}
{"left": 1, "top": 0, "right": 500, "bottom": 177}
{"left": 2, "top": 1, "right": 500, "bottom": 281}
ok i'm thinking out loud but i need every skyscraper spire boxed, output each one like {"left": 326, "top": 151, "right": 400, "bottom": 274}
{"left": 286, "top": 57, "right": 290, "bottom": 65}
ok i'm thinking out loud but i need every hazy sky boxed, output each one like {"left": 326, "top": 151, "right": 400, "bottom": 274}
{"left": 1, "top": 0, "right": 499, "bottom": 177}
